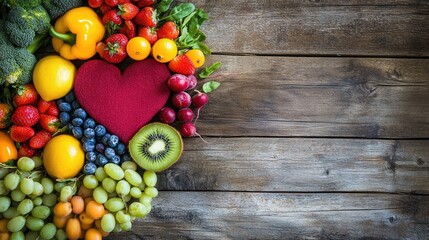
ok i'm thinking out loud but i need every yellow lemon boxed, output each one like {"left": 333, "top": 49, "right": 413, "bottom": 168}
{"left": 33, "top": 55, "right": 76, "bottom": 101}
{"left": 43, "top": 135, "right": 84, "bottom": 180}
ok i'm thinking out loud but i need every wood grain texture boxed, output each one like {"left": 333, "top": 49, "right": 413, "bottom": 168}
{"left": 196, "top": 55, "right": 429, "bottom": 138}
{"left": 156, "top": 138, "right": 429, "bottom": 193}
{"left": 107, "top": 192, "right": 429, "bottom": 240}
{"left": 180, "top": 0, "right": 429, "bottom": 56}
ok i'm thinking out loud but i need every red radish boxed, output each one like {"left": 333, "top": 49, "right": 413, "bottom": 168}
{"left": 192, "top": 91, "right": 209, "bottom": 122}
{"left": 177, "top": 108, "right": 194, "bottom": 122}
{"left": 167, "top": 74, "right": 189, "bottom": 92}
{"left": 172, "top": 92, "right": 191, "bottom": 108}
{"left": 186, "top": 75, "right": 197, "bottom": 91}
{"left": 158, "top": 107, "right": 176, "bottom": 124}
{"left": 180, "top": 122, "right": 197, "bottom": 137}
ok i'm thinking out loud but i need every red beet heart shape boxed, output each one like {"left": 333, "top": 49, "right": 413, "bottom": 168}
{"left": 74, "top": 59, "right": 171, "bottom": 144}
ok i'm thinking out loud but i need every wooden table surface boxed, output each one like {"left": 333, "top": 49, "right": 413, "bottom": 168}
{"left": 102, "top": 0, "right": 429, "bottom": 239}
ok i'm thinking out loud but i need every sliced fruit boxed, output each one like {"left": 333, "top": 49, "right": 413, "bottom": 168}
{"left": 129, "top": 122, "right": 183, "bottom": 172}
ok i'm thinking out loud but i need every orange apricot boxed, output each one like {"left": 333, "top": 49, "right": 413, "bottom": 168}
{"left": 71, "top": 195, "right": 85, "bottom": 214}
{"left": 53, "top": 214, "right": 72, "bottom": 229}
{"left": 53, "top": 202, "right": 73, "bottom": 217}
{"left": 85, "top": 228, "right": 103, "bottom": 240}
{"left": 85, "top": 200, "right": 105, "bottom": 220}
{"left": 66, "top": 218, "right": 81, "bottom": 240}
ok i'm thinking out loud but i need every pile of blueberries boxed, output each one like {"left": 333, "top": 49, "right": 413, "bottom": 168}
{"left": 57, "top": 91, "right": 131, "bottom": 175}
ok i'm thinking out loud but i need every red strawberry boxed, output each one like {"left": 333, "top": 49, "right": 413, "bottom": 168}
{"left": 0, "top": 103, "right": 12, "bottom": 129}
{"left": 118, "top": 3, "right": 139, "bottom": 20}
{"left": 88, "top": 0, "right": 103, "bottom": 8}
{"left": 11, "top": 105, "right": 40, "bottom": 127}
{"left": 118, "top": 0, "right": 132, "bottom": 3}
{"left": 105, "top": 0, "right": 119, "bottom": 7}
{"left": 18, "top": 142, "right": 37, "bottom": 158}
{"left": 119, "top": 20, "right": 137, "bottom": 39}
{"left": 29, "top": 130, "right": 52, "bottom": 149}
{"left": 134, "top": 7, "right": 157, "bottom": 27}
{"left": 13, "top": 84, "right": 39, "bottom": 106}
{"left": 168, "top": 55, "right": 196, "bottom": 75}
{"left": 157, "top": 21, "right": 180, "bottom": 40}
{"left": 37, "top": 99, "right": 53, "bottom": 114}
{"left": 46, "top": 104, "right": 59, "bottom": 117}
{"left": 99, "top": 3, "right": 112, "bottom": 15}
{"left": 137, "top": 0, "right": 156, "bottom": 8}
{"left": 138, "top": 26, "right": 158, "bottom": 45}
{"left": 102, "top": 9, "right": 123, "bottom": 25}
{"left": 10, "top": 125, "right": 35, "bottom": 142}
{"left": 99, "top": 34, "right": 129, "bottom": 63}
{"left": 39, "top": 114, "right": 60, "bottom": 134}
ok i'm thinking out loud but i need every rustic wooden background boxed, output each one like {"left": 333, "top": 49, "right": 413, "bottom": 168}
{"left": 104, "top": 0, "right": 429, "bottom": 239}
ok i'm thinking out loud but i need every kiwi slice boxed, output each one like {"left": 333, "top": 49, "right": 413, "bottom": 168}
{"left": 129, "top": 122, "right": 183, "bottom": 172}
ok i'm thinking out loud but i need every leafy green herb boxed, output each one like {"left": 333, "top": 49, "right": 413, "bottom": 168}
{"left": 202, "top": 81, "right": 221, "bottom": 93}
{"left": 161, "top": 3, "right": 195, "bottom": 22}
{"left": 199, "top": 62, "right": 222, "bottom": 79}
{"left": 156, "top": 0, "right": 173, "bottom": 14}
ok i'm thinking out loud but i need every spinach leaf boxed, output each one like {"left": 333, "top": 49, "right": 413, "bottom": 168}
{"left": 199, "top": 62, "right": 222, "bottom": 79}
{"left": 203, "top": 81, "right": 221, "bottom": 93}
{"left": 162, "top": 3, "right": 195, "bottom": 21}
{"left": 156, "top": 0, "right": 173, "bottom": 13}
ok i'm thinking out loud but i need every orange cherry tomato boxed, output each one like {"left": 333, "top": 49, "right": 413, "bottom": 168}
{"left": 0, "top": 131, "right": 18, "bottom": 163}
{"left": 185, "top": 49, "right": 205, "bottom": 68}
{"left": 152, "top": 38, "right": 177, "bottom": 63}
{"left": 127, "top": 37, "right": 151, "bottom": 61}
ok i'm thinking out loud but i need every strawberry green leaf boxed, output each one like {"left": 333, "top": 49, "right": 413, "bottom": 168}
{"left": 199, "top": 62, "right": 222, "bottom": 79}
{"left": 202, "top": 81, "right": 221, "bottom": 93}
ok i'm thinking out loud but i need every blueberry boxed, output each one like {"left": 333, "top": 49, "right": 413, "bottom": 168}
{"left": 115, "top": 143, "right": 126, "bottom": 155}
{"left": 86, "top": 152, "right": 97, "bottom": 162}
{"left": 82, "top": 137, "right": 96, "bottom": 144}
{"left": 84, "top": 128, "right": 95, "bottom": 139}
{"left": 82, "top": 162, "right": 97, "bottom": 175}
{"left": 105, "top": 147, "right": 116, "bottom": 160}
{"left": 96, "top": 155, "right": 108, "bottom": 166}
{"left": 101, "top": 133, "right": 111, "bottom": 145}
{"left": 83, "top": 118, "right": 96, "bottom": 129}
{"left": 107, "top": 135, "right": 119, "bottom": 148}
{"left": 64, "top": 91, "right": 76, "bottom": 103}
{"left": 73, "top": 108, "right": 87, "bottom": 119}
{"left": 71, "top": 118, "right": 83, "bottom": 127}
{"left": 121, "top": 153, "right": 131, "bottom": 162}
{"left": 59, "top": 112, "right": 71, "bottom": 125}
{"left": 71, "top": 100, "right": 81, "bottom": 110}
{"left": 94, "top": 125, "right": 107, "bottom": 137}
{"left": 95, "top": 143, "right": 105, "bottom": 153}
{"left": 109, "top": 155, "right": 121, "bottom": 165}
{"left": 58, "top": 102, "right": 72, "bottom": 112}
{"left": 82, "top": 141, "right": 95, "bottom": 152}
{"left": 72, "top": 127, "right": 83, "bottom": 139}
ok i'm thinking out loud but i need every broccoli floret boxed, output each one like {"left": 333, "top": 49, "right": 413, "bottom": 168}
{"left": 6, "top": 0, "right": 41, "bottom": 9}
{"left": 42, "top": 0, "right": 82, "bottom": 19}
{"left": 0, "top": 20, "right": 11, "bottom": 45}
{"left": 0, "top": 44, "right": 36, "bottom": 85}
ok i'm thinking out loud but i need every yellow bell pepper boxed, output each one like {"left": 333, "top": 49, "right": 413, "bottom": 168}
{"left": 0, "top": 131, "right": 17, "bottom": 163}
{"left": 50, "top": 7, "right": 105, "bottom": 60}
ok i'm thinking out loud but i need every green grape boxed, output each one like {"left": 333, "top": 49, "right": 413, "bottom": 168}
{"left": 121, "top": 161, "right": 137, "bottom": 171}
{"left": 95, "top": 167, "right": 108, "bottom": 182}
{"left": 31, "top": 205, "right": 51, "bottom": 220}
{"left": 120, "top": 221, "right": 132, "bottom": 231}
{"left": 115, "top": 210, "right": 131, "bottom": 224}
{"left": 113, "top": 221, "right": 123, "bottom": 233}
{"left": 25, "top": 216, "right": 45, "bottom": 231}
{"left": 55, "top": 228, "right": 68, "bottom": 240}
{"left": 102, "top": 177, "right": 117, "bottom": 193}
{"left": 2, "top": 206, "right": 19, "bottom": 218}
{"left": 124, "top": 169, "right": 142, "bottom": 187}
{"left": 10, "top": 231, "right": 25, "bottom": 240}
{"left": 60, "top": 185, "right": 73, "bottom": 202}
{"left": 116, "top": 180, "right": 130, "bottom": 196}
{"left": 101, "top": 213, "right": 116, "bottom": 232}
{"left": 137, "top": 181, "right": 146, "bottom": 191}
{"left": 32, "top": 156, "right": 43, "bottom": 168}
{"left": 32, "top": 197, "right": 43, "bottom": 206}
{"left": 40, "top": 223, "right": 57, "bottom": 240}
{"left": 123, "top": 194, "right": 132, "bottom": 203}
{"left": 144, "top": 187, "right": 158, "bottom": 198}
{"left": 0, "top": 168, "right": 9, "bottom": 179}
{"left": 104, "top": 197, "right": 125, "bottom": 213}
{"left": 11, "top": 189, "right": 26, "bottom": 202}
{"left": 104, "top": 163, "right": 125, "bottom": 181}
{"left": 139, "top": 194, "right": 152, "bottom": 207}
{"left": 130, "top": 187, "right": 142, "bottom": 198}
{"left": 108, "top": 191, "right": 118, "bottom": 198}
{"left": 0, "top": 196, "right": 11, "bottom": 212}
{"left": 17, "top": 198, "right": 34, "bottom": 215}
{"left": 93, "top": 186, "right": 108, "bottom": 204}
{"left": 4, "top": 172, "right": 20, "bottom": 190}
{"left": 0, "top": 180, "right": 7, "bottom": 195}
{"left": 143, "top": 171, "right": 157, "bottom": 187}
{"left": 54, "top": 182, "right": 67, "bottom": 193}
{"left": 19, "top": 178, "right": 34, "bottom": 195}
{"left": 17, "top": 157, "right": 35, "bottom": 172}
{"left": 25, "top": 231, "right": 39, "bottom": 240}
{"left": 41, "top": 178, "right": 54, "bottom": 194}
{"left": 42, "top": 193, "right": 58, "bottom": 207}
{"left": 31, "top": 181, "right": 44, "bottom": 197}
{"left": 83, "top": 175, "right": 99, "bottom": 189}
{"left": 7, "top": 215, "right": 26, "bottom": 232}
{"left": 128, "top": 202, "right": 148, "bottom": 218}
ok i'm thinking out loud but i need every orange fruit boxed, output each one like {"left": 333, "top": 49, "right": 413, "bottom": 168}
{"left": 85, "top": 201, "right": 105, "bottom": 220}
{"left": 53, "top": 214, "right": 72, "bottom": 229}
{"left": 127, "top": 37, "right": 151, "bottom": 61}
{"left": 85, "top": 228, "right": 103, "bottom": 240}
{"left": 66, "top": 218, "right": 81, "bottom": 240}
{"left": 71, "top": 195, "right": 85, "bottom": 214}
{"left": 53, "top": 202, "right": 73, "bottom": 217}
{"left": 185, "top": 49, "right": 205, "bottom": 68}
{"left": 152, "top": 38, "right": 177, "bottom": 63}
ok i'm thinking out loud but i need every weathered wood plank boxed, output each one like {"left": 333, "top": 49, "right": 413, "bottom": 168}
{"left": 156, "top": 138, "right": 429, "bottom": 193}
{"left": 183, "top": 0, "right": 429, "bottom": 56}
{"left": 196, "top": 55, "right": 429, "bottom": 138}
{"left": 107, "top": 192, "right": 429, "bottom": 240}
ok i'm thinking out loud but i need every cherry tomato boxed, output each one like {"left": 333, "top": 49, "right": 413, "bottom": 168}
{"left": 126, "top": 37, "right": 151, "bottom": 61}
{"left": 151, "top": 38, "right": 178, "bottom": 63}
{"left": 185, "top": 49, "right": 206, "bottom": 68}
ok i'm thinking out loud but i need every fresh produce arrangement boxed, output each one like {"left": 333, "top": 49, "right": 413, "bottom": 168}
{"left": 0, "top": 0, "right": 221, "bottom": 239}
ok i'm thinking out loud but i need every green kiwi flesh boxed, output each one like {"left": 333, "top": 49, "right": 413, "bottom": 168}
{"left": 128, "top": 122, "right": 183, "bottom": 172}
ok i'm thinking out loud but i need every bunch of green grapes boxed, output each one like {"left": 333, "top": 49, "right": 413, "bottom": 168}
{"left": 0, "top": 156, "right": 77, "bottom": 240}
{"left": 82, "top": 161, "right": 158, "bottom": 233}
